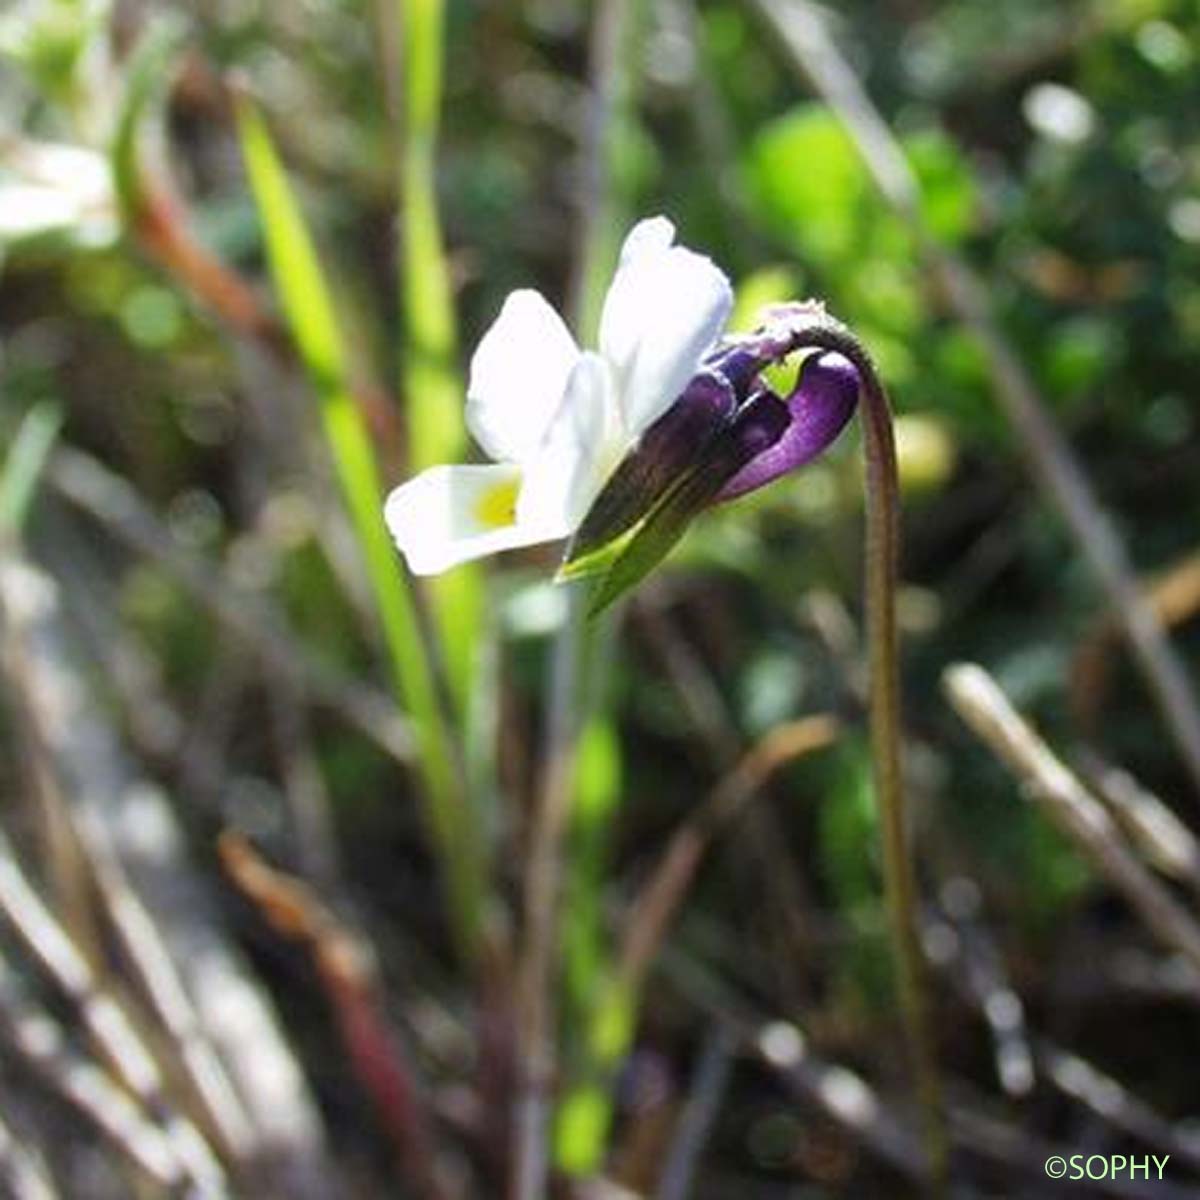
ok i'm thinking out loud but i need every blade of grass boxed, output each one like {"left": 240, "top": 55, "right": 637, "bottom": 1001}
{"left": 236, "top": 97, "right": 485, "bottom": 962}
{"left": 109, "top": 16, "right": 184, "bottom": 227}
{"left": 0, "top": 402, "right": 63, "bottom": 535}
{"left": 397, "top": 0, "right": 457, "bottom": 471}
{"left": 394, "top": 0, "right": 484, "bottom": 721}
{"left": 554, "top": 718, "right": 622, "bottom": 1177}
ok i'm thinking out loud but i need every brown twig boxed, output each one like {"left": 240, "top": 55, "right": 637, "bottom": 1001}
{"left": 748, "top": 0, "right": 1200, "bottom": 801}
{"left": 1078, "top": 750, "right": 1200, "bottom": 898}
{"left": 618, "top": 715, "right": 840, "bottom": 994}
{"left": 2, "top": 549, "right": 255, "bottom": 1169}
{"left": 0, "top": 828, "right": 227, "bottom": 1195}
{"left": 949, "top": 1101, "right": 1196, "bottom": 1200}
{"left": 634, "top": 593, "right": 822, "bottom": 1006}
{"left": 134, "top": 183, "right": 285, "bottom": 350}
{"left": 750, "top": 1016, "right": 928, "bottom": 1182}
{"left": 928, "top": 883, "right": 1035, "bottom": 1099}
{"left": 943, "top": 663, "right": 1200, "bottom": 976}
{"left": 1039, "top": 1043, "right": 1200, "bottom": 1174}
{"left": 0, "top": 547, "right": 335, "bottom": 1197}
{"left": 218, "top": 833, "right": 455, "bottom": 1200}
{"left": 130, "top": 151, "right": 402, "bottom": 453}
{"left": 1071, "top": 550, "right": 1200, "bottom": 738}
{"left": 655, "top": 945, "right": 930, "bottom": 1184}
{"left": 84, "top": 835, "right": 254, "bottom": 1167}
{"left": 931, "top": 874, "right": 1200, "bottom": 1173}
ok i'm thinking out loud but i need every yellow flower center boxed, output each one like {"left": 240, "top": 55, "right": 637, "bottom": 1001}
{"left": 474, "top": 477, "right": 520, "bottom": 529}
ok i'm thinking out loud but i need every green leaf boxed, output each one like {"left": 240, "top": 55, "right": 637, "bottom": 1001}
{"left": 237, "top": 96, "right": 486, "bottom": 961}
{"left": 744, "top": 105, "right": 976, "bottom": 268}
{"left": 745, "top": 104, "right": 867, "bottom": 266}
{"left": 906, "top": 128, "right": 977, "bottom": 244}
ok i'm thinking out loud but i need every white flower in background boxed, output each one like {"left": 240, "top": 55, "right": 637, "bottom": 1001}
{"left": 384, "top": 216, "right": 732, "bottom": 575}
{"left": 0, "top": 140, "right": 117, "bottom": 249}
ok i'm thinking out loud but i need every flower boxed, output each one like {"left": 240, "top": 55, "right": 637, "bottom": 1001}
{"left": 560, "top": 303, "right": 860, "bottom": 600}
{"left": 384, "top": 216, "right": 733, "bottom": 575}
{"left": 0, "top": 139, "right": 117, "bottom": 250}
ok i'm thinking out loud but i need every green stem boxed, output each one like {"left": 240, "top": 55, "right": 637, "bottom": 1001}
{"left": 515, "top": 587, "right": 596, "bottom": 1200}
{"left": 789, "top": 312, "right": 947, "bottom": 1185}
{"left": 514, "top": 0, "right": 641, "bottom": 1190}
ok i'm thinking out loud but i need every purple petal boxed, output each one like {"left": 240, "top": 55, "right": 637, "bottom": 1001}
{"left": 717, "top": 351, "right": 859, "bottom": 502}
{"left": 723, "top": 387, "right": 793, "bottom": 468}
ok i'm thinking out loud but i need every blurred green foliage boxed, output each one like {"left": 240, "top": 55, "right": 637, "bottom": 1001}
{"left": 3, "top": 0, "right": 1200, "bottom": 1190}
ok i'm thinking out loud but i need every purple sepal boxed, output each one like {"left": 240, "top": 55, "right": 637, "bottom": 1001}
{"left": 716, "top": 351, "right": 859, "bottom": 502}
{"left": 583, "top": 387, "right": 791, "bottom": 612}
{"left": 566, "top": 371, "right": 736, "bottom": 563}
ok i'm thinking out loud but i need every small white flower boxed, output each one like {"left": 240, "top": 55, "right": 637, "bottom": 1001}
{"left": 0, "top": 140, "right": 117, "bottom": 248}
{"left": 384, "top": 216, "right": 732, "bottom": 576}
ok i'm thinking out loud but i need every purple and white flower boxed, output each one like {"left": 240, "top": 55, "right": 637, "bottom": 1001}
{"left": 385, "top": 216, "right": 732, "bottom": 575}
{"left": 385, "top": 219, "right": 861, "bottom": 588}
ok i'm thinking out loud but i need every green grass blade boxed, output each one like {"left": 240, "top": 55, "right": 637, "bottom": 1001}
{"left": 555, "top": 717, "right": 625, "bottom": 1175}
{"left": 0, "top": 402, "right": 64, "bottom": 534}
{"left": 396, "top": 0, "right": 484, "bottom": 721}
{"left": 399, "top": 0, "right": 454, "bottom": 462}
{"left": 236, "top": 97, "right": 485, "bottom": 960}
{"left": 110, "top": 17, "right": 184, "bottom": 225}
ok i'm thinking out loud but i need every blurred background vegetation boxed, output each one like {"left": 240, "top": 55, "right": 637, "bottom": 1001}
{"left": 2, "top": 0, "right": 1200, "bottom": 1196}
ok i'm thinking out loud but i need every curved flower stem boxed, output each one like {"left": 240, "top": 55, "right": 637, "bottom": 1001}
{"left": 752, "top": 0, "right": 1200, "bottom": 802}
{"left": 786, "top": 309, "right": 947, "bottom": 1186}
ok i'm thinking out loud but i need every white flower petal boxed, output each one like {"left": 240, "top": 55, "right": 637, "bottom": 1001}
{"left": 384, "top": 463, "right": 558, "bottom": 575}
{"left": 598, "top": 229, "right": 733, "bottom": 437}
{"left": 616, "top": 215, "right": 675, "bottom": 266}
{"left": 516, "top": 352, "right": 625, "bottom": 534}
{"left": 0, "top": 184, "right": 77, "bottom": 241}
{"left": 465, "top": 289, "right": 579, "bottom": 463}
{"left": 16, "top": 141, "right": 112, "bottom": 205}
